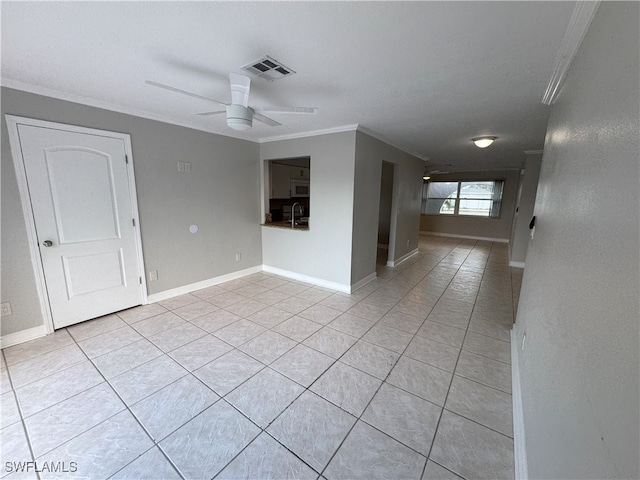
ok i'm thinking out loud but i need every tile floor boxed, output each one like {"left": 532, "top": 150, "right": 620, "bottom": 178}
{"left": 1, "top": 235, "right": 519, "bottom": 480}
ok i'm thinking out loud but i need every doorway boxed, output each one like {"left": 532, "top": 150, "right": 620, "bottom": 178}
{"left": 6, "top": 116, "right": 146, "bottom": 331}
{"left": 377, "top": 161, "right": 395, "bottom": 267}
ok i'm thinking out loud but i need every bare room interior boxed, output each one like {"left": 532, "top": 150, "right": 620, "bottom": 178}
{"left": 1, "top": 2, "right": 638, "bottom": 479}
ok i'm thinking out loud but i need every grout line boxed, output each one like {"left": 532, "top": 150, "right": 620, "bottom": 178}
{"left": 1, "top": 349, "right": 42, "bottom": 480}
{"left": 4, "top": 237, "right": 517, "bottom": 480}
{"left": 320, "top": 239, "right": 477, "bottom": 477}
{"left": 441, "top": 406, "right": 514, "bottom": 439}
{"left": 71, "top": 334, "right": 187, "bottom": 480}
{"left": 421, "top": 240, "right": 483, "bottom": 477}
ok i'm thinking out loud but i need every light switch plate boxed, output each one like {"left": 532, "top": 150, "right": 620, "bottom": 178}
{"left": 177, "top": 161, "right": 185, "bottom": 172}
{"left": 184, "top": 162, "right": 192, "bottom": 172}
{"left": 1, "top": 302, "right": 12, "bottom": 316}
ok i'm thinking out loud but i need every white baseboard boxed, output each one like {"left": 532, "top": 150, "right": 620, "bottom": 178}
{"left": 420, "top": 231, "right": 510, "bottom": 243}
{"left": 387, "top": 248, "right": 419, "bottom": 268}
{"left": 350, "top": 272, "right": 377, "bottom": 292}
{"left": 146, "top": 265, "right": 263, "bottom": 303}
{"left": 509, "top": 261, "right": 526, "bottom": 269}
{"left": 262, "top": 265, "right": 351, "bottom": 294}
{"left": 511, "top": 328, "right": 528, "bottom": 480}
{"left": 0, "top": 325, "right": 48, "bottom": 349}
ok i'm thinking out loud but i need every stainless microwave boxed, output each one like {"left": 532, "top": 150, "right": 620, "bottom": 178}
{"left": 291, "top": 180, "right": 310, "bottom": 197}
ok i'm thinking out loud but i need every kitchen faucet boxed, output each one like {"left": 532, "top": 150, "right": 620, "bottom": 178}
{"left": 291, "top": 202, "right": 304, "bottom": 228}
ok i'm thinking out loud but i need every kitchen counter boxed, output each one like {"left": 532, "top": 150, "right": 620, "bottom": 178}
{"left": 262, "top": 221, "right": 309, "bottom": 231}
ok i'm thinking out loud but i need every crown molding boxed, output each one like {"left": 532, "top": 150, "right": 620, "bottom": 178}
{"left": 541, "top": 1, "right": 600, "bottom": 105}
{"left": 1, "top": 79, "right": 360, "bottom": 145}
{"left": 3, "top": 79, "right": 423, "bottom": 158}
{"left": 0, "top": 77, "right": 259, "bottom": 141}
{"left": 258, "top": 124, "right": 359, "bottom": 143}
{"left": 356, "top": 125, "right": 429, "bottom": 162}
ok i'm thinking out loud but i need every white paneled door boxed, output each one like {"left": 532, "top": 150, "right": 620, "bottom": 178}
{"left": 15, "top": 122, "right": 144, "bottom": 329}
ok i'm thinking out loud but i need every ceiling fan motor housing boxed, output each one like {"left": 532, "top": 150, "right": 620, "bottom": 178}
{"left": 226, "top": 104, "right": 253, "bottom": 131}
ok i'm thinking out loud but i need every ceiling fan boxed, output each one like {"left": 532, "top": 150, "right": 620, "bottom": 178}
{"left": 146, "top": 73, "right": 317, "bottom": 131}
{"left": 423, "top": 161, "right": 450, "bottom": 180}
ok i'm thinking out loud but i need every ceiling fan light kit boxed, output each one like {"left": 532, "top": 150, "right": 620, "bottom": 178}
{"left": 146, "top": 66, "right": 316, "bottom": 131}
{"left": 226, "top": 105, "right": 253, "bottom": 131}
{"left": 472, "top": 136, "right": 497, "bottom": 148}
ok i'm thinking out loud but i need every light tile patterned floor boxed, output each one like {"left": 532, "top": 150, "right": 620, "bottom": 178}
{"left": 1, "top": 235, "right": 518, "bottom": 479}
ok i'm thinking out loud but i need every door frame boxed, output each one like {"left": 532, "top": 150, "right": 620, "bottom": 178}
{"left": 5, "top": 115, "right": 148, "bottom": 334}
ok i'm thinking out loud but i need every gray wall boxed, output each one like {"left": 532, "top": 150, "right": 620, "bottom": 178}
{"left": 377, "top": 161, "right": 394, "bottom": 245}
{"left": 353, "top": 132, "right": 423, "bottom": 280}
{"left": 509, "top": 153, "right": 542, "bottom": 265}
{"left": 514, "top": 3, "right": 639, "bottom": 478}
{"left": 260, "top": 132, "right": 357, "bottom": 287}
{"left": 420, "top": 169, "right": 520, "bottom": 240}
{"left": 1, "top": 87, "right": 262, "bottom": 337}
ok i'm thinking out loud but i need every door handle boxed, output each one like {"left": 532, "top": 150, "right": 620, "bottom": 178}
{"left": 42, "top": 240, "right": 53, "bottom": 247}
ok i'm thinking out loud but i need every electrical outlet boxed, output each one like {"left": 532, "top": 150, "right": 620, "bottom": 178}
{"left": 184, "top": 162, "right": 191, "bottom": 172}
{"left": 521, "top": 332, "right": 526, "bottom": 351}
{"left": 1, "top": 302, "right": 12, "bottom": 316}
{"left": 149, "top": 270, "right": 158, "bottom": 281}
{"left": 177, "top": 161, "right": 185, "bottom": 172}
{"left": 235, "top": 253, "right": 242, "bottom": 262}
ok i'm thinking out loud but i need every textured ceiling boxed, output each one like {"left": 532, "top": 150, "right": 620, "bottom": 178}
{"left": 1, "top": 1, "right": 575, "bottom": 172}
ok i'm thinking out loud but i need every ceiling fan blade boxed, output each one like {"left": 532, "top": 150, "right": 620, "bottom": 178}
{"left": 253, "top": 106, "right": 318, "bottom": 114}
{"left": 252, "top": 112, "right": 282, "bottom": 127}
{"left": 229, "top": 73, "right": 251, "bottom": 107}
{"left": 146, "top": 80, "right": 227, "bottom": 105}
{"left": 196, "top": 110, "right": 226, "bottom": 117}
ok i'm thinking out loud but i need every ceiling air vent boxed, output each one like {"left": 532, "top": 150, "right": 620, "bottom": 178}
{"left": 242, "top": 56, "right": 295, "bottom": 81}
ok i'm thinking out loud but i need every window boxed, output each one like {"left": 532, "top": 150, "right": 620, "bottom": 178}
{"left": 422, "top": 180, "right": 504, "bottom": 217}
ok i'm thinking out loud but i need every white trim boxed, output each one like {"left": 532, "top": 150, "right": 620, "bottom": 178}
{"left": 146, "top": 265, "right": 263, "bottom": 303}
{"left": 6, "top": 116, "right": 56, "bottom": 335}
{"left": 4, "top": 115, "right": 147, "bottom": 330}
{"left": 258, "top": 124, "right": 359, "bottom": 143}
{"left": 1, "top": 80, "right": 423, "bottom": 162}
{"left": 0, "top": 326, "right": 48, "bottom": 349}
{"left": 1, "top": 78, "right": 256, "bottom": 142}
{"left": 509, "top": 261, "right": 526, "bottom": 269}
{"left": 122, "top": 135, "right": 148, "bottom": 306}
{"left": 262, "top": 265, "right": 351, "bottom": 293}
{"left": 356, "top": 126, "right": 428, "bottom": 162}
{"left": 511, "top": 328, "right": 529, "bottom": 480}
{"left": 541, "top": 1, "right": 600, "bottom": 105}
{"left": 1, "top": 80, "right": 362, "bottom": 146}
{"left": 386, "top": 248, "right": 419, "bottom": 268}
{"left": 420, "top": 231, "right": 510, "bottom": 243}
{"left": 350, "top": 272, "right": 377, "bottom": 292}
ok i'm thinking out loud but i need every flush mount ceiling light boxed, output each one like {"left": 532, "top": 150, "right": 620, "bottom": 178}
{"left": 472, "top": 136, "right": 497, "bottom": 148}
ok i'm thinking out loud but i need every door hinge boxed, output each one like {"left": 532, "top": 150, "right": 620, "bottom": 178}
{"left": 132, "top": 218, "right": 136, "bottom": 227}
{"left": 125, "top": 155, "right": 129, "bottom": 164}
{"left": 139, "top": 276, "right": 142, "bottom": 284}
